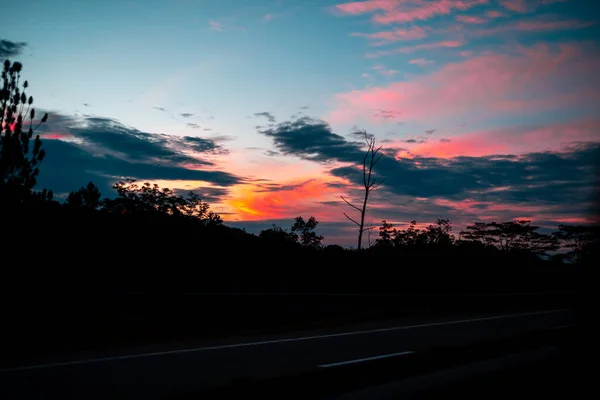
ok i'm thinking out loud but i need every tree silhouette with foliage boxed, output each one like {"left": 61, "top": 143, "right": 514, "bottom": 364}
{"left": 103, "top": 178, "right": 221, "bottom": 225}
{"left": 553, "top": 224, "right": 600, "bottom": 263}
{"left": 0, "top": 60, "right": 48, "bottom": 202}
{"left": 375, "top": 220, "right": 395, "bottom": 247}
{"left": 66, "top": 182, "right": 102, "bottom": 210}
{"left": 259, "top": 224, "right": 299, "bottom": 246}
{"left": 341, "top": 130, "right": 384, "bottom": 250}
{"left": 291, "top": 216, "right": 323, "bottom": 248}
{"left": 460, "top": 220, "right": 558, "bottom": 255}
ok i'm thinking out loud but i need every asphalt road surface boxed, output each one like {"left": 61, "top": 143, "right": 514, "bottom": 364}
{"left": 0, "top": 308, "right": 574, "bottom": 399}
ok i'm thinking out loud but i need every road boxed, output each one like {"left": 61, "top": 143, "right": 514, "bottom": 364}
{"left": 0, "top": 308, "right": 574, "bottom": 399}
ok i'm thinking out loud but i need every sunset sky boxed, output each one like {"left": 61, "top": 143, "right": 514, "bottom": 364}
{"left": 2, "top": 0, "right": 599, "bottom": 245}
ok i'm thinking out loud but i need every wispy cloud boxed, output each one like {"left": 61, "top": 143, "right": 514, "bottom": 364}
{"left": 456, "top": 15, "right": 487, "bottom": 24}
{"left": 485, "top": 10, "right": 507, "bottom": 18}
{"left": 500, "top": 0, "right": 567, "bottom": 13}
{"left": 254, "top": 111, "right": 276, "bottom": 123}
{"left": 474, "top": 18, "right": 595, "bottom": 35}
{"left": 373, "top": 64, "right": 400, "bottom": 76}
{"left": 209, "top": 19, "right": 245, "bottom": 32}
{"left": 335, "top": 0, "right": 489, "bottom": 23}
{"left": 366, "top": 40, "right": 464, "bottom": 58}
{"left": 409, "top": 58, "right": 434, "bottom": 65}
{"left": 350, "top": 26, "right": 427, "bottom": 45}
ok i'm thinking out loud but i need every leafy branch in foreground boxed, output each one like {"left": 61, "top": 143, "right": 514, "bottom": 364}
{"left": 0, "top": 60, "right": 49, "bottom": 201}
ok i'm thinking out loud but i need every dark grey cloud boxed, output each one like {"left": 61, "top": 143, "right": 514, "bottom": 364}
{"left": 425, "top": 129, "right": 436, "bottom": 135}
{"left": 187, "top": 123, "right": 201, "bottom": 129}
{"left": 373, "top": 109, "right": 402, "bottom": 122}
{"left": 440, "top": 138, "right": 451, "bottom": 143}
{"left": 264, "top": 150, "right": 279, "bottom": 157}
{"left": 83, "top": 103, "right": 91, "bottom": 107}
{"left": 254, "top": 112, "right": 276, "bottom": 123}
{"left": 258, "top": 116, "right": 363, "bottom": 163}
{"left": 0, "top": 39, "right": 27, "bottom": 58}
{"left": 173, "top": 186, "right": 230, "bottom": 203}
{"left": 331, "top": 144, "right": 600, "bottom": 210}
{"left": 34, "top": 113, "right": 242, "bottom": 197}
{"left": 181, "top": 113, "right": 194, "bottom": 118}
{"left": 180, "top": 135, "right": 229, "bottom": 155}
{"left": 152, "top": 107, "right": 166, "bottom": 111}
{"left": 251, "top": 179, "right": 315, "bottom": 193}
{"left": 210, "top": 134, "right": 235, "bottom": 142}
{"left": 52, "top": 116, "right": 228, "bottom": 164}
{"left": 300, "top": 106, "right": 310, "bottom": 110}
{"left": 403, "top": 138, "right": 427, "bottom": 144}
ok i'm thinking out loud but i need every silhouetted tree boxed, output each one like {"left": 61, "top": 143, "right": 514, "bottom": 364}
{"left": 460, "top": 220, "right": 558, "bottom": 255}
{"left": 422, "top": 219, "right": 454, "bottom": 246}
{"left": 0, "top": 60, "right": 49, "bottom": 202}
{"left": 66, "top": 182, "right": 102, "bottom": 210}
{"left": 291, "top": 216, "right": 324, "bottom": 248}
{"left": 394, "top": 220, "right": 426, "bottom": 247}
{"left": 553, "top": 224, "right": 600, "bottom": 263}
{"left": 103, "top": 178, "right": 221, "bottom": 224}
{"left": 259, "top": 224, "right": 298, "bottom": 245}
{"left": 341, "top": 130, "right": 384, "bottom": 250}
{"left": 375, "top": 220, "right": 395, "bottom": 247}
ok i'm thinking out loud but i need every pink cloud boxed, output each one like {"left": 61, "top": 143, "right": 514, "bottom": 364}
{"left": 350, "top": 26, "right": 427, "bottom": 44}
{"left": 402, "top": 118, "right": 600, "bottom": 158}
{"left": 366, "top": 40, "right": 464, "bottom": 58}
{"left": 485, "top": 10, "right": 507, "bottom": 18}
{"left": 475, "top": 18, "right": 594, "bottom": 35}
{"left": 328, "top": 42, "right": 600, "bottom": 125}
{"left": 455, "top": 15, "right": 487, "bottom": 24}
{"left": 409, "top": 58, "right": 434, "bottom": 65}
{"left": 335, "top": 0, "right": 488, "bottom": 23}
{"left": 459, "top": 50, "right": 474, "bottom": 56}
{"left": 335, "top": 0, "right": 401, "bottom": 15}
{"left": 373, "top": 0, "right": 488, "bottom": 23}
{"left": 500, "top": 0, "right": 567, "bottom": 13}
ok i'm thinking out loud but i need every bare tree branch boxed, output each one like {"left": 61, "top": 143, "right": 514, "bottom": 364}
{"left": 341, "top": 196, "right": 361, "bottom": 213}
{"left": 343, "top": 212, "right": 360, "bottom": 227}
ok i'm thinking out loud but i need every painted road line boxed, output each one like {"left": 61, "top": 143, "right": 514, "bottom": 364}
{"left": 319, "top": 351, "right": 414, "bottom": 368}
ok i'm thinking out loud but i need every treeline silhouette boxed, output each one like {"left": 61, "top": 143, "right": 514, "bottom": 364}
{"left": 1, "top": 59, "right": 597, "bottom": 295}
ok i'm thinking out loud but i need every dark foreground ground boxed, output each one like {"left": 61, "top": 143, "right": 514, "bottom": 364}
{"left": 0, "top": 306, "right": 579, "bottom": 399}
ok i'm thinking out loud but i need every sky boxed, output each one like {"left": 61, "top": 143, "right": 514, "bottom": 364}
{"left": 1, "top": 0, "right": 599, "bottom": 245}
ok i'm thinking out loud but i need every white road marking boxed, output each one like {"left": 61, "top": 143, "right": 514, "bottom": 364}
{"left": 319, "top": 351, "right": 414, "bottom": 368}
{"left": 0, "top": 308, "right": 570, "bottom": 373}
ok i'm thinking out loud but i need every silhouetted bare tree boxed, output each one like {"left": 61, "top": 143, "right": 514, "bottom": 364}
{"left": 341, "top": 130, "right": 384, "bottom": 250}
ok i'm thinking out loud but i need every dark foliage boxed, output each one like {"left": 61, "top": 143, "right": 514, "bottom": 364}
{"left": 0, "top": 60, "right": 48, "bottom": 203}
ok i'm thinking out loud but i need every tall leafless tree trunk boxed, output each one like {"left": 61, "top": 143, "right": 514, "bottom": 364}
{"left": 341, "top": 131, "right": 384, "bottom": 250}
